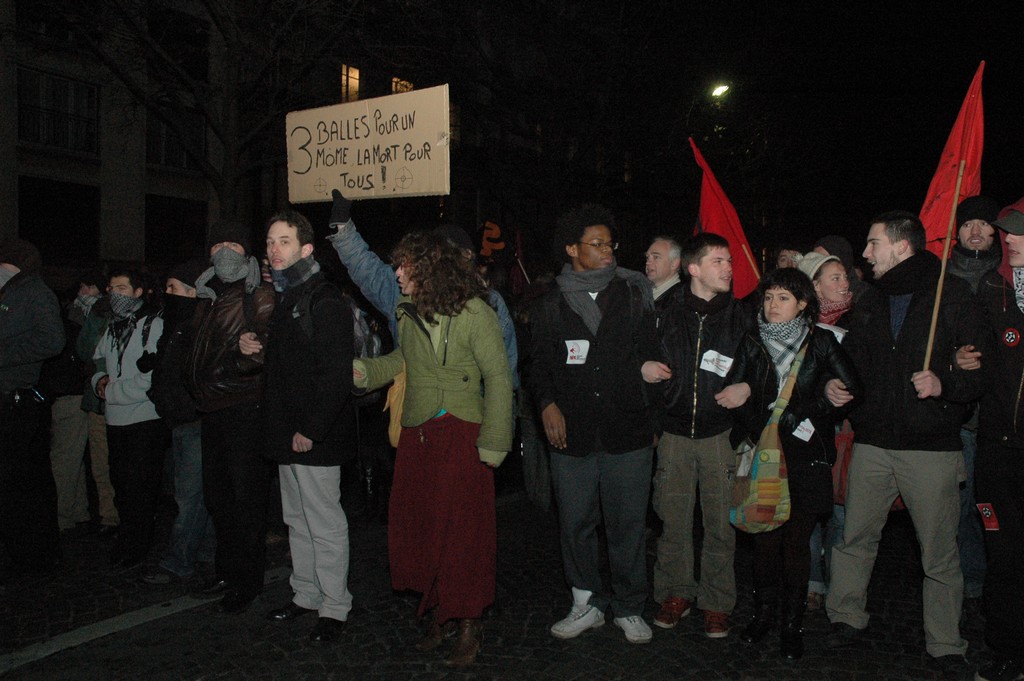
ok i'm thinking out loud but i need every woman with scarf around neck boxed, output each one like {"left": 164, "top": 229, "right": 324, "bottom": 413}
{"left": 91, "top": 268, "right": 167, "bottom": 568}
{"left": 794, "top": 251, "right": 855, "bottom": 612}
{"left": 352, "top": 230, "right": 513, "bottom": 667}
{"left": 716, "top": 267, "right": 863, "bottom": 660}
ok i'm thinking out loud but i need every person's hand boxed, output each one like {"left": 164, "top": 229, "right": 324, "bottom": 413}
{"left": 715, "top": 383, "right": 750, "bottom": 409}
{"left": 239, "top": 331, "right": 263, "bottom": 356}
{"left": 541, "top": 403, "right": 568, "bottom": 450}
{"left": 826, "top": 379, "right": 853, "bottom": 407}
{"left": 912, "top": 370, "right": 942, "bottom": 399}
{"left": 955, "top": 344, "right": 982, "bottom": 371}
{"left": 642, "top": 361, "right": 672, "bottom": 384}
{"left": 95, "top": 375, "right": 110, "bottom": 400}
{"left": 330, "top": 189, "right": 352, "bottom": 227}
{"left": 292, "top": 432, "right": 313, "bottom": 453}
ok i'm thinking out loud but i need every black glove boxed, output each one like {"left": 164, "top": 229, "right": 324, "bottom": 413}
{"left": 330, "top": 189, "right": 352, "bottom": 227}
{"left": 136, "top": 351, "right": 157, "bottom": 373}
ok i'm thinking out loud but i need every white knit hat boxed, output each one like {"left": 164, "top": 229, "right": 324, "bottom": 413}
{"left": 794, "top": 251, "right": 839, "bottom": 281}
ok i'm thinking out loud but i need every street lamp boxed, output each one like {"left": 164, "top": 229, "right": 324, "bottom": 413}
{"left": 711, "top": 84, "right": 730, "bottom": 98}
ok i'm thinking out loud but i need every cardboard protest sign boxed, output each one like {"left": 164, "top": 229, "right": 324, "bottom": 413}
{"left": 286, "top": 84, "right": 450, "bottom": 202}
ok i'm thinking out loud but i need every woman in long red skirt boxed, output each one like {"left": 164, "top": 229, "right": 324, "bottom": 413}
{"left": 353, "top": 230, "right": 513, "bottom": 667}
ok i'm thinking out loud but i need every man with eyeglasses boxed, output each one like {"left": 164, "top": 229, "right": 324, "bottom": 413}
{"left": 529, "top": 204, "right": 664, "bottom": 645}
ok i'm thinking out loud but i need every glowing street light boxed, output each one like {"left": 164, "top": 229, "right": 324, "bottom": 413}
{"left": 711, "top": 84, "right": 730, "bottom": 98}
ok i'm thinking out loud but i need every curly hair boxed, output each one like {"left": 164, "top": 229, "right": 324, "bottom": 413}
{"left": 391, "top": 230, "right": 489, "bottom": 323}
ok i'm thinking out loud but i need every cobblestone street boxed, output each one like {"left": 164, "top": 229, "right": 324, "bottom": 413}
{"left": 0, "top": 476, "right": 989, "bottom": 680}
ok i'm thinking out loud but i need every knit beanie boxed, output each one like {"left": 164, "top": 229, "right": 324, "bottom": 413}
{"left": 434, "top": 224, "right": 475, "bottom": 254}
{"left": 811, "top": 235, "right": 855, "bottom": 273}
{"left": 167, "top": 258, "right": 208, "bottom": 289}
{"left": 795, "top": 252, "right": 840, "bottom": 282}
{"left": 957, "top": 196, "right": 1001, "bottom": 229}
{"left": 0, "top": 238, "right": 42, "bottom": 275}
{"left": 206, "top": 220, "right": 253, "bottom": 256}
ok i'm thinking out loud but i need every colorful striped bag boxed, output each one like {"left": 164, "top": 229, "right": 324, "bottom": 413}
{"left": 729, "top": 345, "right": 805, "bottom": 533}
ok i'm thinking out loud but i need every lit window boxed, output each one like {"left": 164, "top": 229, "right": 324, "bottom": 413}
{"left": 341, "top": 65, "right": 360, "bottom": 102}
{"left": 391, "top": 77, "right": 413, "bottom": 94}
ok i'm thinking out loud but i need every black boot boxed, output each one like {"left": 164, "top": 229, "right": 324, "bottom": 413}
{"left": 740, "top": 587, "right": 777, "bottom": 645}
{"left": 780, "top": 597, "right": 805, "bottom": 660}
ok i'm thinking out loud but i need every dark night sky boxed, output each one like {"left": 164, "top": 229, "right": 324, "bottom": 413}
{"left": 632, "top": 3, "right": 1024, "bottom": 254}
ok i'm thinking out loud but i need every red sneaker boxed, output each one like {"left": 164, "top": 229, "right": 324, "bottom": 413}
{"left": 703, "top": 610, "right": 729, "bottom": 638}
{"left": 653, "top": 596, "right": 692, "bottom": 629}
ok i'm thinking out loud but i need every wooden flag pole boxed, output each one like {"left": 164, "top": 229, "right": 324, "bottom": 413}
{"left": 741, "top": 243, "right": 761, "bottom": 280}
{"left": 515, "top": 256, "right": 532, "bottom": 285}
{"left": 922, "top": 159, "right": 966, "bottom": 371}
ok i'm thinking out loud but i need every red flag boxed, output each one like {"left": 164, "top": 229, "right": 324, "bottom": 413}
{"left": 688, "top": 137, "right": 760, "bottom": 298}
{"left": 920, "top": 61, "right": 985, "bottom": 258}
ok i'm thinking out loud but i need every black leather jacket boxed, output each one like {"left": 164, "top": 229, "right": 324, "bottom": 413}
{"left": 977, "top": 270, "right": 1024, "bottom": 448}
{"left": 658, "top": 287, "right": 754, "bottom": 439}
{"left": 727, "top": 325, "right": 863, "bottom": 453}
{"left": 726, "top": 325, "right": 863, "bottom": 513}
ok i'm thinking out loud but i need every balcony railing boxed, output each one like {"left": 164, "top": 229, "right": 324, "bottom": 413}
{"left": 19, "top": 105, "right": 98, "bottom": 154}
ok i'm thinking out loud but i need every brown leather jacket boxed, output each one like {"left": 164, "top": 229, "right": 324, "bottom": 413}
{"left": 185, "top": 279, "right": 276, "bottom": 413}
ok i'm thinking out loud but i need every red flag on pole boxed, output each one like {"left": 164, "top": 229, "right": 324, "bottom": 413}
{"left": 920, "top": 61, "right": 985, "bottom": 258}
{"left": 688, "top": 137, "right": 760, "bottom": 299}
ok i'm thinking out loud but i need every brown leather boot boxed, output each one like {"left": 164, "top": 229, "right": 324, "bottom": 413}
{"left": 415, "top": 615, "right": 455, "bottom": 652}
{"left": 444, "top": 619, "right": 482, "bottom": 667}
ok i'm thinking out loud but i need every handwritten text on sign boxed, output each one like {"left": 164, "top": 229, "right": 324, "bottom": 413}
{"left": 286, "top": 84, "right": 450, "bottom": 203}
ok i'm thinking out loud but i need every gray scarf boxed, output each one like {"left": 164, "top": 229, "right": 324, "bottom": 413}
{"left": 758, "top": 315, "right": 809, "bottom": 394}
{"left": 0, "top": 267, "right": 15, "bottom": 289}
{"left": 555, "top": 264, "right": 651, "bottom": 335}
{"left": 195, "top": 252, "right": 263, "bottom": 301}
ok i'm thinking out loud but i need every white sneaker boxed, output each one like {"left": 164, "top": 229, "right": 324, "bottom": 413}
{"left": 614, "top": 615, "right": 653, "bottom": 644}
{"left": 550, "top": 603, "right": 605, "bottom": 639}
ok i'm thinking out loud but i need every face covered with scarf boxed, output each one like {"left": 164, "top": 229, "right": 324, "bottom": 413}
{"left": 107, "top": 275, "right": 144, "bottom": 319}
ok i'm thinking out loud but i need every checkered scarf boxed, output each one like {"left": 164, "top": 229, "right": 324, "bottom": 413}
{"left": 1013, "top": 267, "right": 1024, "bottom": 314}
{"left": 758, "top": 316, "right": 809, "bottom": 394}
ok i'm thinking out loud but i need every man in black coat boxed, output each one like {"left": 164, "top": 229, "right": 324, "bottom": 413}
{"left": 644, "top": 235, "right": 683, "bottom": 330}
{"left": 823, "top": 211, "right": 982, "bottom": 675}
{"left": 530, "top": 204, "right": 663, "bottom": 645}
{"left": 971, "top": 203, "right": 1024, "bottom": 681}
{"left": 249, "top": 210, "right": 355, "bottom": 644}
{"left": 143, "top": 258, "right": 214, "bottom": 585}
{"left": 644, "top": 233, "right": 754, "bottom": 637}
{"left": 0, "top": 239, "right": 65, "bottom": 572}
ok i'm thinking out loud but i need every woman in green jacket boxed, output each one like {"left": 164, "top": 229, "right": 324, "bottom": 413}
{"left": 354, "top": 230, "right": 513, "bottom": 667}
